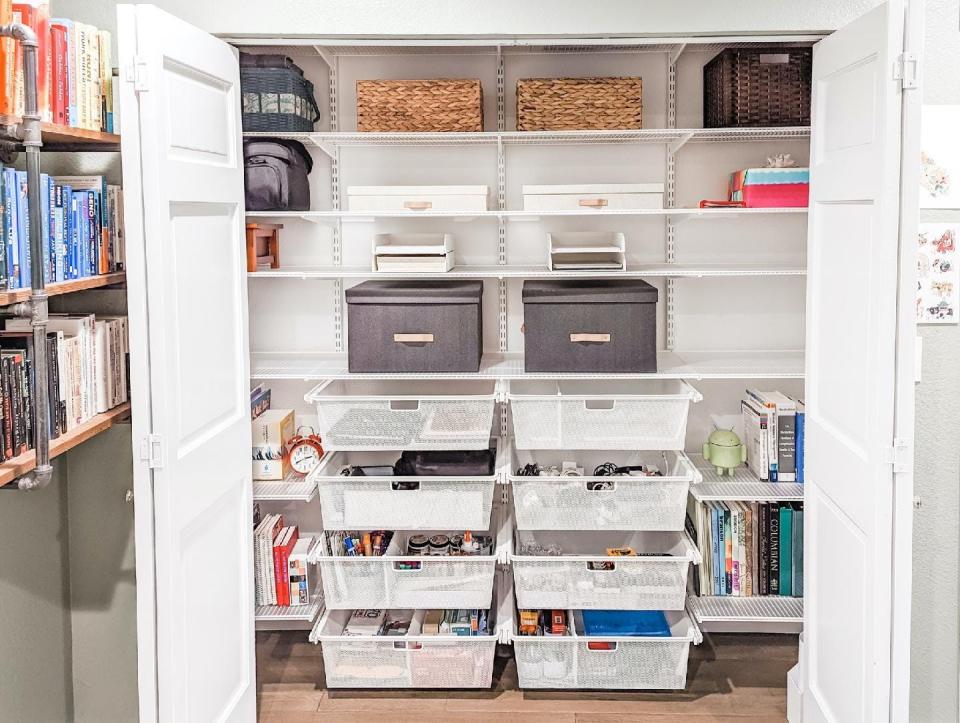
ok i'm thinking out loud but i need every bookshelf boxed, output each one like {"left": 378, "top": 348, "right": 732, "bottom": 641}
{"left": 0, "top": 402, "right": 131, "bottom": 487}
{"left": 0, "top": 272, "right": 126, "bottom": 306}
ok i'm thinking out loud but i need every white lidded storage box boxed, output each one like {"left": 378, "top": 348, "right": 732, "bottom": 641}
{"left": 523, "top": 183, "right": 664, "bottom": 212}
{"left": 372, "top": 233, "right": 455, "bottom": 273}
{"left": 305, "top": 380, "right": 499, "bottom": 451}
{"left": 510, "top": 447, "right": 700, "bottom": 531}
{"left": 511, "top": 529, "right": 699, "bottom": 610}
{"left": 311, "top": 604, "right": 499, "bottom": 689}
{"left": 508, "top": 379, "right": 701, "bottom": 450}
{"left": 310, "top": 442, "right": 501, "bottom": 531}
{"left": 312, "top": 513, "right": 506, "bottom": 609}
{"left": 348, "top": 185, "right": 489, "bottom": 213}
{"left": 547, "top": 231, "right": 626, "bottom": 270}
{"left": 513, "top": 609, "right": 701, "bottom": 690}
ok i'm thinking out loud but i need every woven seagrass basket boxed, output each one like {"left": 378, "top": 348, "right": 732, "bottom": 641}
{"left": 516, "top": 77, "right": 643, "bottom": 131}
{"left": 356, "top": 79, "right": 483, "bottom": 132}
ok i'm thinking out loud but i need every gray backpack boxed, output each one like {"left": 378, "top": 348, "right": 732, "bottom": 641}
{"left": 243, "top": 139, "right": 313, "bottom": 211}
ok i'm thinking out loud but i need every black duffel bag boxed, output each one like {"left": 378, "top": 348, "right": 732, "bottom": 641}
{"left": 243, "top": 139, "right": 313, "bottom": 211}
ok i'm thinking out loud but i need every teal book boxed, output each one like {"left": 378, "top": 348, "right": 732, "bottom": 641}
{"left": 779, "top": 505, "right": 793, "bottom": 596}
{"left": 793, "top": 508, "right": 804, "bottom": 596}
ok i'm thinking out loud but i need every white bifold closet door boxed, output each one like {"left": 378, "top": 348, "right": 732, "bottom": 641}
{"left": 118, "top": 4, "right": 254, "bottom": 722}
{"left": 804, "top": 1, "right": 914, "bottom": 722}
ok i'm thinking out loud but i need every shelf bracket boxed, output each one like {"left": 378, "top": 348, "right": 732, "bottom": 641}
{"left": 668, "top": 131, "right": 695, "bottom": 155}
{"left": 669, "top": 43, "right": 687, "bottom": 65}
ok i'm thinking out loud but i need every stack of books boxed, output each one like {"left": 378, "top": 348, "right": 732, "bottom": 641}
{"left": 0, "top": 169, "right": 125, "bottom": 290}
{"left": 741, "top": 389, "right": 805, "bottom": 483}
{"left": 690, "top": 501, "right": 803, "bottom": 598}
{"left": 0, "top": 1, "right": 115, "bottom": 131}
{"left": 0, "top": 312, "right": 128, "bottom": 455}
{"left": 253, "top": 513, "right": 313, "bottom": 608}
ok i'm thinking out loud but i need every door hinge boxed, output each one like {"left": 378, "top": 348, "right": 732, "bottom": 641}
{"left": 125, "top": 56, "right": 150, "bottom": 93}
{"left": 140, "top": 434, "right": 165, "bottom": 469}
{"left": 893, "top": 52, "right": 918, "bottom": 90}
{"left": 883, "top": 437, "right": 912, "bottom": 473}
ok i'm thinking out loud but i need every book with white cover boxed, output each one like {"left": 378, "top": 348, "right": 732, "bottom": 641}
{"left": 288, "top": 536, "right": 313, "bottom": 606}
{"left": 741, "top": 397, "right": 769, "bottom": 481}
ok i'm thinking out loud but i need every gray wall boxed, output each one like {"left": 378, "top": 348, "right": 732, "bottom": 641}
{"left": 911, "top": 1, "right": 960, "bottom": 721}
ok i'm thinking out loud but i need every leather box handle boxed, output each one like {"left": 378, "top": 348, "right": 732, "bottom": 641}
{"left": 578, "top": 198, "right": 608, "bottom": 208}
{"left": 394, "top": 333, "right": 435, "bottom": 343}
{"left": 403, "top": 200, "right": 433, "bottom": 210}
{"left": 570, "top": 333, "right": 611, "bottom": 343}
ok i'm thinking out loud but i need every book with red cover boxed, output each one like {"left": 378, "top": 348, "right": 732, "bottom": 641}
{"left": 276, "top": 526, "right": 299, "bottom": 607}
{"left": 49, "top": 21, "right": 66, "bottom": 125}
{"left": 12, "top": 2, "right": 50, "bottom": 121}
{"left": 0, "top": 0, "right": 12, "bottom": 117}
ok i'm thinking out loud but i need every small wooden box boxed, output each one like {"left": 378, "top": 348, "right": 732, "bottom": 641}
{"left": 246, "top": 223, "right": 283, "bottom": 272}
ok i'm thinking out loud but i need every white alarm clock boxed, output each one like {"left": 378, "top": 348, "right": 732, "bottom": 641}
{"left": 287, "top": 426, "right": 324, "bottom": 475}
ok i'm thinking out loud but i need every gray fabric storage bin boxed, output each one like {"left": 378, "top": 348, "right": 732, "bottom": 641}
{"left": 346, "top": 280, "right": 484, "bottom": 373}
{"left": 522, "top": 279, "right": 658, "bottom": 373}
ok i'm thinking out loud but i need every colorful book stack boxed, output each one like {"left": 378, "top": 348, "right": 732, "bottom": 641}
{"left": 0, "top": 0, "right": 115, "bottom": 131}
{"left": 253, "top": 513, "right": 313, "bottom": 608}
{"left": 0, "top": 312, "right": 127, "bottom": 456}
{"left": 0, "top": 169, "right": 125, "bottom": 290}
{"left": 690, "top": 501, "right": 804, "bottom": 598}
{"left": 741, "top": 389, "right": 805, "bottom": 483}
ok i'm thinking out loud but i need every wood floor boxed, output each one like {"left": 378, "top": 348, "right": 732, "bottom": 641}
{"left": 256, "top": 631, "right": 797, "bottom": 722}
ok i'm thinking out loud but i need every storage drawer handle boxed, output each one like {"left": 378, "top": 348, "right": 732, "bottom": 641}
{"left": 394, "top": 333, "right": 435, "bottom": 343}
{"left": 586, "top": 561, "right": 616, "bottom": 572}
{"left": 404, "top": 200, "right": 433, "bottom": 210}
{"left": 570, "top": 333, "right": 611, "bottom": 343}
{"left": 389, "top": 399, "right": 420, "bottom": 410}
{"left": 586, "top": 641, "right": 618, "bottom": 652}
{"left": 586, "top": 481, "right": 616, "bottom": 492}
{"left": 578, "top": 198, "right": 608, "bottom": 208}
{"left": 393, "top": 561, "right": 424, "bottom": 571}
{"left": 584, "top": 399, "right": 616, "bottom": 411}
{"left": 759, "top": 53, "right": 790, "bottom": 64}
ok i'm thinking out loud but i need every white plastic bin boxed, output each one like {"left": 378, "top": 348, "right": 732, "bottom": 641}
{"left": 305, "top": 379, "right": 500, "bottom": 451}
{"left": 510, "top": 447, "right": 700, "bottom": 531}
{"left": 312, "top": 509, "right": 508, "bottom": 609}
{"left": 508, "top": 379, "right": 701, "bottom": 450}
{"left": 311, "top": 605, "right": 499, "bottom": 688}
{"left": 511, "top": 530, "right": 699, "bottom": 610}
{"left": 310, "top": 442, "right": 501, "bottom": 530}
{"left": 513, "top": 609, "right": 701, "bottom": 690}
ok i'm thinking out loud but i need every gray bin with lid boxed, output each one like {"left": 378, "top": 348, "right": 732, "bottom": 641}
{"left": 346, "top": 280, "right": 484, "bottom": 373}
{"left": 522, "top": 279, "right": 658, "bottom": 373}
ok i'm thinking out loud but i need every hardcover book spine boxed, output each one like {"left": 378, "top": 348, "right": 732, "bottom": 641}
{"left": 758, "top": 503, "right": 770, "bottom": 595}
{"left": 768, "top": 503, "right": 781, "bottom": 595}
{"left": 779, "top": 505, "right": 793, "bottom": 596}
{"left": 723, "top": 504, "right": 732, "bottom": 595}
{"left": 0, "top": 356, "right": 10, "bottom": 458}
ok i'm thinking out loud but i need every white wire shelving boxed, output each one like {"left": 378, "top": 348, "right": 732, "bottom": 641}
{"left": 255, "top": 583, "right": 324, "bottom": 623}
{"left": 249, "top": 349, "right": 805, "bottom": 381}
{"left": 687, "top": 595, "right": 803, "bottom": 633}
{"left": 690, "top": 454, "right": 805, "bottom": 502}
{"left": 253, "top": 469, "right": 319, "bottom": 503}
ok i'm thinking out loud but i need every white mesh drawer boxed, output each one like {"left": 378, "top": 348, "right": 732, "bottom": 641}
{"left": 306, "top": 379, "right": 499, "bottom": 451}
{"left": 508, "top": 380, "right": 701, "bottom": 450}
{"left": 511, "top": 530, "right": 698, "bottom": 610}
{"left": 313, "top": 531, "right": 498, "bottom": 609}
{"left": 311, "top": 447, "right": 499, "bottom": 530}
{"left": 312, "top": 607, "right": 498, "bottom": 689}
{"left": 513, "top": 610, "right": 700, "bottom": 690}
{"left": 510, "top": 448, "right": 700, "bottom": 531}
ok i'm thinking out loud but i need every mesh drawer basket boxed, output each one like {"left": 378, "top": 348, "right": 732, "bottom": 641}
{"left": 508, "top": 380, "right": 701, "bottom": 451}
{"left": 703, "top": 46, "right": 812, "bottom": 128}
{"left": 510, "top": 449, "right": 700, "bottom": 531}
{"left": 311, "top": 606, "right": 498, "bottom": 688}
{"left": 313, "top": 529, "right": 499, "bottom": 609}
{"left": 513, "top": 610, "right": 701, "bottom": 690}
{"left": 310, "top": 445, "right": 500, "bottom": 531}
{"left": 516, "top": 77, "right": 643, "bottom": 131}
{"left": 356, "top": 79, "right": 484, "bottom": 132}
{"left": 240, "top": 54, "right": 321, "bottom": 132}
{"left": 305, "top": 380, "right": 499, "bottom": 451}
{"left": 511, "top": 530, "right": 698, "bottom": 610}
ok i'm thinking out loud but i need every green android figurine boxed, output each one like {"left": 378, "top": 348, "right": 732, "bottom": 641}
{"left": 702, "top": 429, "right": 747, "bottom": 476}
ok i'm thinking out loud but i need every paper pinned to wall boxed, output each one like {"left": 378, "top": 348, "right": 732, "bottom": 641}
{"left": 920, "top": 105, "right": 960, "bottom": 209}
{"left": 917, "top": 222, "right": 959, "bottom": 324}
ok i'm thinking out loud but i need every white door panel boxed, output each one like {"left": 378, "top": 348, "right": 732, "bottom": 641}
{"left": 804, "top": 2, "right": 905, "bottom": 722}
{"left": 119, "top": 4, "right": 254, "bottom": 722}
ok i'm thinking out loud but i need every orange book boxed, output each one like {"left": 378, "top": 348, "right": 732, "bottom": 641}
{"left": 12, "top": 1, "right": 50, "bottom": 121}
{"left": 0, "top": 0, "right": 12, "bottom": 117}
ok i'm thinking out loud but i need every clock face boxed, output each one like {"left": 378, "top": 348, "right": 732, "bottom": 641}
{"left": 290, "top": 442, "right": 322, "bottom": 474}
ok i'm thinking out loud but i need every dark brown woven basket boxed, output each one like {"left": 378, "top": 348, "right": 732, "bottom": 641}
{"left": 703, "top": 47, "right": 812, "bottom": 128}
{"left": 516, "top": 77, "right": 642, "bottom": 131}
{"left": 356, "top": 79, "right": 483, "bottom": 132}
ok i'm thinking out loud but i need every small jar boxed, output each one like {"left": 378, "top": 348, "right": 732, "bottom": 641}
{"left": 407, "top": 534, "right": 429, "bottom": 556}
{"left": 428, "top": 534, "right": 451, "bottom": 556}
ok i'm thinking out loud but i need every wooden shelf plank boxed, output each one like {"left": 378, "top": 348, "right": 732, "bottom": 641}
{"left": 0, "top": 114, "right": 120, "bottom": 148}
{"left": 0, "top": 402, "right": 131, "bottom": 487}
{"left": 0, "top": 272, "right": 126, "bottom": 306}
